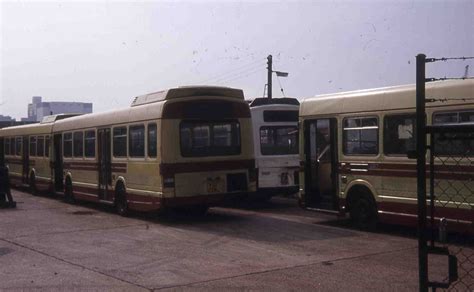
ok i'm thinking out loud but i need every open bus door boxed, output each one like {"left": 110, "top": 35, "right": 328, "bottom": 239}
{"left": 304, "top": 118, "right": 339, "bottom": 211}
{"left": 98, "top": 128, "right": 112, "bottom": 201}
{"left": 22, "top": 136, "right": 30, "bottom": 185}
{"left": 0, "top": 137, "right": 4, "bottom": 167}
{"left": 53, "top": 134, "right": 63, "bottom": 192}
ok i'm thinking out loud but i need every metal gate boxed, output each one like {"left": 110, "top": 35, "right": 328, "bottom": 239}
{"left": 416, "top": 53, "right": 474, "bottom": 291}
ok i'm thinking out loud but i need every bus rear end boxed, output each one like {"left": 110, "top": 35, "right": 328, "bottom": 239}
{"left": 159, "top": 87, "right": 256, "bottom": 209}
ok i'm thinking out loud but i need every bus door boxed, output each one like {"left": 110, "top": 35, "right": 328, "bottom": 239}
{"left": 53, "top": 134, "right": 64, "bottom": 192}
{"left": 304, "top": 118, "right": 339, "bottom": 210}
{"left": 0, "top": 137, "right": 4, "bottom": 167}
{"left": 98, "top": 128, "right": 112, "bottom": 201}
{"left": 22, "top": 136, "right": 30, "bottom": 185}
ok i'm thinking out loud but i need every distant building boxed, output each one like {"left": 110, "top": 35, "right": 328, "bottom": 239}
{"left": 23, "top": 96, "right": 93, "bottom": 122}
{"left": 0, "top": 115, "right": 15, "bottom": 122}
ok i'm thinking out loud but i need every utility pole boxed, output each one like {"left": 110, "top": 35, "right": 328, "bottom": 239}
{"left": 267, "top": 55, "right": 272, "bottom": 99}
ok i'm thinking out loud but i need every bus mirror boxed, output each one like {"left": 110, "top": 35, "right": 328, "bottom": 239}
{"left": 407, "top": 150, "right": 417, "bottom": 159}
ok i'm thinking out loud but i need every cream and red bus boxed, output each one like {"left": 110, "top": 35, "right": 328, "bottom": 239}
{"left": 1, "top": 86, "right": 256, "bottom": 215}
{"left": 298, "top": 79, "right": 473, "bottom": 231}
{"left": 0, "top": 114, "right": 79, "bottom": 194}
{"left": 52, "top": 87, "right": 256, "bottom": 214}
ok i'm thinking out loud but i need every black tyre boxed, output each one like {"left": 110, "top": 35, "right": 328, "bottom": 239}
{"left": 115, "top": 184, "right": 129, "bottom": 217}
{"left": 350, "top": 194, "right": 377, "bottom": 231}
{"left": 64, "top": 178, "right": 75, "bottom": 204}
{"left": 189, "top": 205, "right": 209, "bottom": 216}
{"left": 29, "top": 173, "right": 37, "bottom": 196}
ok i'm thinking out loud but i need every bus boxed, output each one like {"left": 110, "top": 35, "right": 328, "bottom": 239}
{"left": 248, "top": 97, "right": 300, "bottom": 200}
{"left": 298, "top": 79, "right": 473, "bottom": 230}
{"left": 0, "top": 86, "right": 257, "bottom": 215}
{"left": 0, "top": 114, "right": 80, "bottom": 194}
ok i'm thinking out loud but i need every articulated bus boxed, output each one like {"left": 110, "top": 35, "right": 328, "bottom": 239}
{"left": 248, "top": 97, "right": 300, "bottom": 199}
{"left": 0, "top": 86, "right": 256, "bottom": 215}
{"left": 299, "top": 80, "right": 473, "bottom": 231}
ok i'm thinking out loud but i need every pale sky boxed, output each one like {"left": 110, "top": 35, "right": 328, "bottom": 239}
{"left": 1, "top": 0, "right": 473, "bottom": 120}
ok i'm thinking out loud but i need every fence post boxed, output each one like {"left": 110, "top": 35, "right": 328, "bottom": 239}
{"left": 416, "top": 53, "right": 428, "bottom": 292}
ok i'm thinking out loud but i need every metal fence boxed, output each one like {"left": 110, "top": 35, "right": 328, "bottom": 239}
{"left": 416, "top": 53, "right": 474, "bottom": 292}
{"left": 428, "top": 124, "right": 474, "bottom": 291}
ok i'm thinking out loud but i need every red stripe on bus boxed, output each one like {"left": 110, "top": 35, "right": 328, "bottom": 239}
{"left": 160, "top": 159, "right": 255, "bottom": 176}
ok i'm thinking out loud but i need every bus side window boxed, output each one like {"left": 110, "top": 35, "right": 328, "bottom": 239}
{"left": 63, "top": 133, "right": 73, "bottom": 158}
{"left": 15, "top": 137, "right": 22, "bottom": 156}
{"left": 30, "top": 136, "right": 37, "bottom": 157}
{"left": 37, "top": 136, "right": 45, "bottom": 157}
{"left": 148, "top": 123, "right": 157, "bottom": 158}
{"left": 10, "top": 137, "right": 15, "bottom": 156}
{"left": 129, "top": 125, "right": 145, "bottom": 158}
{"left": 45, "top": 136, "right": 50, "bottom": 157}
{"left": 73, "top": 132, "right": 84, "bottom": 158}
{"left": 5, "top": 137, "right": 10, "bottom": 155}
{"left": 343, "top": 117, "right": 378, "bottom": 155}
{"left": 113, "top": 127, "right": 127, "bottom": 157}
{"left": 433, "top": 110, "right": 474, "bottom": 156}
{"left": 384, "top": 114, "right": 416, "bottom": 156}
{"left": 84, "top": 130, "right": 96, "bottom": 158}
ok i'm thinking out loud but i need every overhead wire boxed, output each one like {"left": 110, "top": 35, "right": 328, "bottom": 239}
{"left": 207, "top": 61, "right": 266, "bottom": 84}
{"left": 214, "top": 67, "right": 264, "bottom": 85}
{"left": 199, "top": 58, "right": 266, "bottom": 84}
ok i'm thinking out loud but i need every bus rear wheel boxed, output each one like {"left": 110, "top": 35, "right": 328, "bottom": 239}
{"left": 115, "top": 184, "right": 129, "bottom": 217}
{"left": 350, "top": 194, "right": 377, "bottom": 231}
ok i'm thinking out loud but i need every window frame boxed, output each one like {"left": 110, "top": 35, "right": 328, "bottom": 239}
{"left": 259, "top": 125, "right": 299, "bottom": 156}
{"left": 37, "top": 136, "right": 45, "bottom": 157}
{"left": 179, "top": 120, "right": 241, "bottom": 157}
{"left": 84, "top": 130, "right": 96, "bottom": 158}
{"left": 113, "top": 126, "right": 128, "bottom": 158}
{"left": 73, "top": 131, "right": 84, "bottom": 158}
{"left": 383, "top": 113, "right": 416, "bottom": 157}
{"left": 129, "top": 124, "right": 146, "bottom": 158}
{"left": 147, "top": 123, "right": 157, "bottom": 158}
{"left": 15, "top": 137, "right": 22, "bottom": 156}
{"left": 45, "top": 136, "right": 50, "bottom": 157}
{"left": 5, "top": 138, "right": 10, "bottom": 156}
{"left": 29, "top": 136, "right": 37, "bottom": 157}
{"left": 432, "top": 110, "right": 474, "bottom": 157}
{"left": 63, "top": 132, "right": 73, "bottom": 158}
{"left": 342, "top": 116, "right": 379, "bottom": 156}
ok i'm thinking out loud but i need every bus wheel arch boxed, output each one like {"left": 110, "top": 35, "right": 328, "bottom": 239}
{"left": 346, "top": 183, "right": 378, "bottom": 231}
{"left": 114, "top": 180, "right": 129, "bottom": 217}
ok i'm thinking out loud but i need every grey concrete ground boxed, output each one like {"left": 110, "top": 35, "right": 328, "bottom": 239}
{"left": 0, "top": 189, "right": 458, "bottom": 291}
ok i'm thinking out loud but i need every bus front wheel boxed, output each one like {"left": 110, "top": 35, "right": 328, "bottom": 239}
{"left": 349, "top": 194, "right": 377, "bottom": 231}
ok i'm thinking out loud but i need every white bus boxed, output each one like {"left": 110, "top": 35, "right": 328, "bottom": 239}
{"left": 248, "top": 97, "right": 300, "bottom": 200}
{"left": 1, "top": 86, "right": 257, "bottom": 216}
{"left": 299, "top": 80, "right": 473, "bottom": 231}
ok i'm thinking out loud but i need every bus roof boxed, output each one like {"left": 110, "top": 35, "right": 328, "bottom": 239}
{"left": 248, "top": 97, "right": 300, "bottom": 107}
{"left": 300, "top": 80, "right": 474, "bottom": 117}
{"left": 0, "top": 122, "right": 52, "bottom": 136}
{"left": 131, "top": 86, "right": 244, "bottom": 107}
